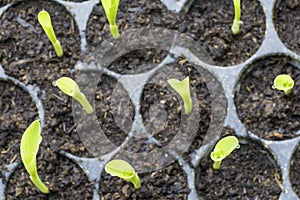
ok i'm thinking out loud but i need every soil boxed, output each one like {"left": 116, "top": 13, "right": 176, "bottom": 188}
{"left": 290, "top": 144, "right": 300, "bottom": 197}
{"left": 86, "top": 0, "right": 265, "bottom": 66}
{"left": 196, "top": 133, "right": 283, "bottom": 199}
{"left": 100, "top": 161, "right": 189, "bottom": 200}
{"left": 0, "top": 81, "right": 38, "bottom": 165}
{"left": 0, "top": 0, "right": 94, "bottom": 198}
{"left": 235, "top": 56, "right": 300, "bottom": 140}
{"left": 274, "top": 0, "right": 300, "bottom": 54}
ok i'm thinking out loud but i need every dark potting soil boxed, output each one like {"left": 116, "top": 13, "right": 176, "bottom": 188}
{"left": 0, "top": 0, "right": 94, "bottom": 198}
{"left": 0, "top": 81, "right": 38, "bottom": 165}
{"left": 86, "top": 0, "right": 265, "bottom": 66}
{"left": 274, "top": 0, "right": 300, "bottom": 55}
{"left": 234, "top": 56, "right": 300, "bottom": 140}
{"left": 100, "top": 161, "right": 189, "bottom": 200}
{"left": 290, "top": 143, "right": 300, "bottom": 197}
{"left": 196, "top": 135, "right": 282, "bottom": 199}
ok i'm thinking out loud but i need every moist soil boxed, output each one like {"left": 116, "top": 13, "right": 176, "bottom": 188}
{"left": 274, "top": 0, "right": 300, "bottom": 55}
{"left": 100, "top": 161, "right": 189, "bottom": 200}
{"left": 290, "top": 144, "right": 300, "bottom": 197}
{"left": 86, "top": 0, "right": 265, "bottom": 66}
{"left": 196, "top": 130, "right": 283, "bottom": 199}
{"left": 235, "top": 56, "right": 300, "bottom": 140}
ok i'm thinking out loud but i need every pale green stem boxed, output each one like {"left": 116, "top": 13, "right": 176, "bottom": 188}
{"left": 52, "top": 40, "right": 63, "bottom": 57}
{"left": 110, "top": 24, "right": 120, "bottom": 39}
{"left": 183, "top": 96, "right": 192, "bottom": 115}
{"left": 231, "top": 0, "right": 241, "bottom": 35}
{"left": 130, "top": 173, "right": 141, "bottom": 189}
{"left": 30, "top": 175, "right": 49, "bottom": 194}
{"left": 73, "top": 92, "right": 93, "bottom": 114}
{"left": 213, "top": 160, "right": 222, "bottom": 170}
{"left": 284, "top": 89, "right": 291, "bottom": 95}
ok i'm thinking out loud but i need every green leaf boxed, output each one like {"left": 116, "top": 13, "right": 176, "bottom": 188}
{"left": 167, "top": 76, "right": 192, "bottom": 114}
{"left": 105, "top": 159, "right": 141, "bottom": 189}
{"left": 20, "top": 120, "right": 49, "bottom": 194}
{"left": 210, "top": 136, "right": 239, "bottom": 162}
{"left": 272, "top": 74, "right": 294, "bottom": 95}
{"left": 53, "top": 77, "right": 93, "bottom": 114}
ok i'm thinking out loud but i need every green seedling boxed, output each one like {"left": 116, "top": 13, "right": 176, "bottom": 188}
{"left": 167, "top": 76, "right": 192, "bottom": 115}
{"left": 231, "top": 0, "right": 242, "bottom": 35}
{"left": 272, "top": 74, "right": 294, "bottom": 95}
{"left": 101, "top": 0, "right": 120, "bottom": 38}
{"left": 38, "top": 10, "right": 63, "bottom": 57}
{"left": 53, "top": 77, "right": 93, "bottom": 114}
{"left": 210, "top": 136, "right": 240, "bottom": 170}
{"left": 105, "top": 159, "right": 141, "bottom": 189}
{"left": 20, "top": 120, "right": 50, "bottom": 194}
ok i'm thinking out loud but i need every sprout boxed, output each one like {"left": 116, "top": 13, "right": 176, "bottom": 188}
{"left": 53, "top": 77, "right": 93, "bottom": 114}
{"left": 38, "top": 10, "right": 63, "bottom": 57}
{"left": 231, "top": 0, "right": 242, "bottom": 35}
{"left": 210, "top": 136, "right": 240, "bottom": 170}
{"left": 272, "top": 74, "right": 294, "bottom": 95}
{"left": 167, "top": 76, "right": 192, "bottom": 115}
{"left": 20, "top": 120, "right": 50, "bottom": 194}
{"left": 101, "top": 0, "right": 120, "bottom": 38}
{"left": 105, "top": 159, "right": 141, "bottom": 189}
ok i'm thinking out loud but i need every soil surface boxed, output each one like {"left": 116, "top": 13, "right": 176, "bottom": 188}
{"left": 235, "top": 56, "right": 300, "bottom": 140}
{"left": 290, "top": 144, "right": 300, "bottom": 197}
{"left": 0, "top": 81, "right": 38, "bottom": 165}
{"left": 100, "top": 161, "right": 189, "bottom": 200}
{"left": 86, "top": 0, "right": 265, "bottom": 66}
{"left": 0, "top": 1, "right": 94, "bottom": 198}
{"left": 196, "top": 135, "right": 282, "bottom": 199}
{"left": 274, "top": 0, "right": 300, "bottom": 54}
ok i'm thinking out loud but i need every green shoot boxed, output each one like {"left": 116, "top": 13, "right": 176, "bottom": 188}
{"left": 53, "top": 77, "right": 93, "bottom": 114}
{"left": 167, "top": 76, "right": 192, "bottom": 115}
{"left": 101, "top": 0, "right": 120, "bottom": 38}
{"left": 20, "top": 120, "right": 50, "bottom": 194}
{"left": 210, "top": 136, "right": 239, "bottom": 170}
{"left": 38, "top": 10, "right": 63, "bottom": 57}
{"left": 231, "top": 0, "right": 242, "bottom": 35}
{"left": 105, "top": 159, "right": 141, "bottom": 189}
{"left": 272, "top": 74, "right": 294, "bottom": 95}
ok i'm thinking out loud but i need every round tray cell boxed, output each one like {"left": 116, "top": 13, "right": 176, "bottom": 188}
{"left": 235, "top": 56, "right": 300, "bottom": 140}
{"left": 180, "top": 0, "right": 266, "bottom": 66}
{"left": 6, "top": 156, "right": 93, "bottom": 199}
{"left": 100, "top": 161, "right": 189, "bottom": 199}
{"left": 0, "top": 81, "right": 38, "bottom": 165}
{"left": 95, "top": 74, "right": 135, "bottom": 147}
{"left": 274, "top": 0, "right": 300, "bottom": 55}
{"left": 0, "top": 0, "right": 81, "bottom": 87}
{"left": 140, "top": 57, "right": 214, "bottom": 164}
{"left": 196, "top": 138, "right": 282, "bottom": 199}
{"left": 290, "top": 143, "right": 300, "bottom": 197}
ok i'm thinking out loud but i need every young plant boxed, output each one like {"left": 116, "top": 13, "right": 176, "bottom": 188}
{"left": 105, "top": 159, "right": 141, "bottom": 189}
{"left": 20, "top": 120, "right": 50, "bottom": 194}
{"left": 167, "top": 76, "right": 192, "bottom": 115}
{"left": 38, "top": 10, "right": 63, "bottom": 57}
{"left": 53, "top": 77, "right": 93, "bottom": 114}
{"left": 272, "top": 74, "right": 294, "bottom": 95}
{"left": 231, "top": 0, "right": 242, "bottom": 35}
{"left": 101, "top": 0, "right": 120, "bottom": 38}
{"left": 210, "top": 136, "right": 240, "bottom": 170}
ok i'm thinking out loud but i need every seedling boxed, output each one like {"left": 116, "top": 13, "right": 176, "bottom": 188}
{"left": 101, "top": 0, "right": 120, "bottom": 38}
{"left": 272, "top": 74, "right": 294, "bottom": 95}
{"left": 210, "top": 136, "right": 240, "bottom": 170}
{"left": 20, "top": 120, "right": 50, "bottom": 194}
{"left": 38, "top": 10, "right": 63, "bottom": 57}
{"left": 167, "top": 76, "right": 192, "bottom": 115}
{"left": 105, "top": 159, "right": 141, "bottom": 189}
{"left": 53, "top": 77, "right": 93, "bottom": 114}
{"left": 231, "top": 0, "right": 242, "bottom": 35}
